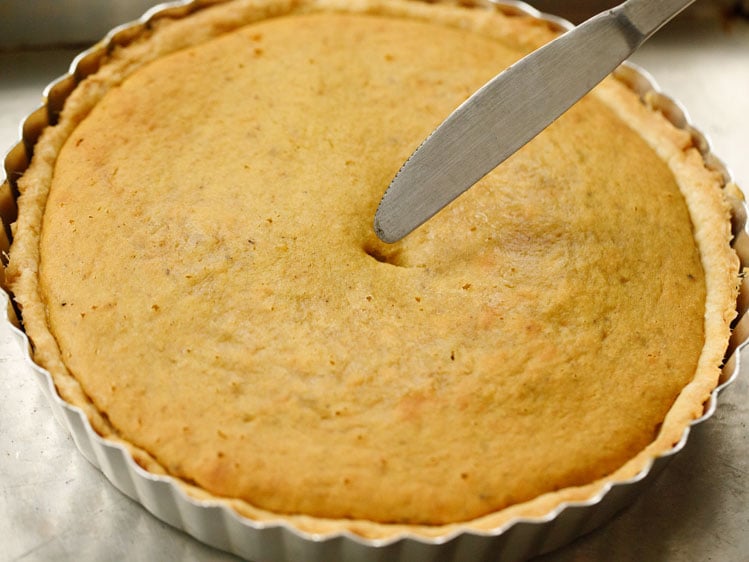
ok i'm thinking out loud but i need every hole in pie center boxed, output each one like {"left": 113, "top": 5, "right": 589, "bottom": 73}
{"left": 363, "top": 242, "right": 404, "bottom": 267}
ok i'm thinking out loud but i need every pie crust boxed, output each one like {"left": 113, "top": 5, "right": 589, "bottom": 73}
{"left": 6, "top": 0, "right": 740, "bottom": 539}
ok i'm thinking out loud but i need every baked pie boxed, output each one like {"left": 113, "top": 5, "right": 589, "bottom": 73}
{"left": 6, "top": 0, "right": 740, "bottom": 541}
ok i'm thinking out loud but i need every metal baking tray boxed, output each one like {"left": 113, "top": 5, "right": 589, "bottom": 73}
{"left": 2, "top": 1, "right": 748, "bottom": 561}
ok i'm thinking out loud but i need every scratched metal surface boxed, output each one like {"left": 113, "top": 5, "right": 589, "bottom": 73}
{"left": 0, "top": 3, "right": 747, "bottom": 561}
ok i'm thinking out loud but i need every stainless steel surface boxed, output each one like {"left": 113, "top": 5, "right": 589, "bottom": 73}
{"left": 374, "top": 0, "right": 694, "bottom": 243}
{"left": 531, "top": 0, "right": 749, "bottom": 23}
{"left": 0, "top": 1, "right": 162, "bottom": 48}
{"left": 1, "top": 3, "right": 748, "bottom": 562}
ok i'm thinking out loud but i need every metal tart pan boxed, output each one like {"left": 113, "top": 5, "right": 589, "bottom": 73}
{"left": 2, "top": 1, "right": 748, "bottom": 560}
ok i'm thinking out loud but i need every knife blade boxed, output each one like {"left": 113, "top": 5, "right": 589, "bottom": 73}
{"left": 373, "top": 0, "right": 695, "bottom": 243}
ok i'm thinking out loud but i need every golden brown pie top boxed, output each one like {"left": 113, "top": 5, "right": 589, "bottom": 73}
{"left": 7, "top": 0, "right": 739, "bottom": 536}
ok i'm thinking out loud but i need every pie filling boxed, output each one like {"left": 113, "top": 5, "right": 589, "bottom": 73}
{"left": 7, "top": 0, "right": 739, "bottom": 533}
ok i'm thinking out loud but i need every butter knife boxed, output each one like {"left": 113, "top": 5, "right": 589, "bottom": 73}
{"left": 373, "top": 0, "right": 695, "bottom": 243}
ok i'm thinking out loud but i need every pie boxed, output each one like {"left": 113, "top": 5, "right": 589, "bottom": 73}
{"left": 6, "top": 0, "right": 740, "bottom": 539}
